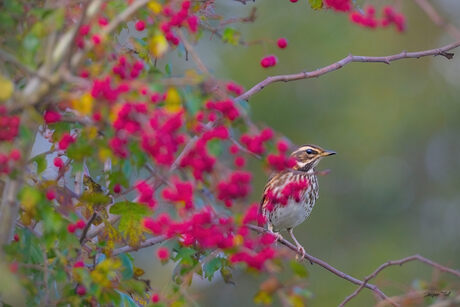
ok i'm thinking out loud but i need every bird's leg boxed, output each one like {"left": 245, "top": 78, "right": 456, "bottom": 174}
{"left": 288, "top": 228, "right": 307, "bottom": 261}
{"left": 267, "top": 223, "right": 283, "bottom": 242}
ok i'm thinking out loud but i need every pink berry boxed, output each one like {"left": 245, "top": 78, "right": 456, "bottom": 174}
{"left": 290, "top": 0, "right": 298, "bottom": 2}
{"left": 151, "top": 293, "right": 160, "bottom": 303}
{"left": 92, "top": 34, "right": 101, "bottom": 45}
{"left": 46, "top": 189, "right": 56, "bottom": 201}
{"left": 9, "top": 149, "right": 21, "bottom": 161}
{"left": 54, "top": 157, "right": 64, "bottom": 168}
{"left": 75, "top": 220, "right": 86, "bottom": 229}
{"left": 67, "top": 223, "right": 76, "bottom": 233}
{"left": 76, "top": 285, "right": 86, "bottom": 296}
{"left": 113, "top": 183, "right": 122, "bottom": 194}
{"left": 157, "top": 247, "right": 170, "bottom": 261}
{"left": 135, "top": 20, "right": 146, "bottom": 31}
{"left": 277, "top": 38, "right": 288, "bottom": 49}
{"left": 73, "top": 261, "right": 85, "bottom": 268}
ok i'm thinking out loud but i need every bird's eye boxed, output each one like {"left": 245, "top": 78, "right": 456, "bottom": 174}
{"left": 306, "top": 149, "right": 314, "bottom": 154}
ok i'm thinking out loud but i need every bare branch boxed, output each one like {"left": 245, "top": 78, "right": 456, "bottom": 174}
{"left": 236, "top": 41, "right": 460, "bottom": 101}
{"left": 339, "top": 254, "right": 460, "bottom": 306}
{"left": 112, "top": 235, "right": 167, "bottom": 256}
{"left": 413, "top": 0, "right": 460, "bottom": 40}
{"left": 246, "top": 225, "right": 395, "bottom": 305}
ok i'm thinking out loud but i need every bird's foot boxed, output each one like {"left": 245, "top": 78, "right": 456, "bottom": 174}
{"left": 295, "top": 244, "right": 306, "bottom": 261}
{"left": 268, "top": 230, "right": 284, "bottom": 243}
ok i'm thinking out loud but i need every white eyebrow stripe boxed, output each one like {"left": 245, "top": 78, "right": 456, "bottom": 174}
{"left": 292, "top": 146, "right": 311, "bottom": 155}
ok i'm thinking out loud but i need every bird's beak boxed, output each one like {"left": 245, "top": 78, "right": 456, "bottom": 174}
{"left": 321, "top": 150, "right": 336, "bottom": 157}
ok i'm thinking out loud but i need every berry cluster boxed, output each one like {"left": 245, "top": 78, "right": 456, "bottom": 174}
{"left": 136, "top": 180, "right": 156, "bottom": 208}
{"left": 205, "top": 99, "right": 240, "bottom": 121}
{"left": 160, "top": 0, "right": 199, "bottom": 46}
{"left": 266, "top": 140, "right": 296, "bottom": 171}
{"left": 112, "top": 56, "right": 144, "bottom": 79}
{"left": 67, "top": 219, "right": 86, "bottom": 233}
{"left": 0, "top": 149, "right": 22, "bottom": 174}
{"left": 143, "top": 205, "right": 275, "bottom": 270}
{"left": 217, "top": 171, "right": 252, "bottom": 207}
{"left": 141, "top": 110, "right": 186, "bottom": 165}
{"left": 180, "top": 126, "right": 229, "bottom": 180}
{"left": 162, "top": 177, "right": 194, "bottom": 209}
{"left": 240, "top": 128, "right": 274, "bottom": 155}
{"left": 0, "top": 107, "right": 20, "bottom": 142}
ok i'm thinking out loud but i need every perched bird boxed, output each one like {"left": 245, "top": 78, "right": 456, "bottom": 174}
{"left": 260, "top": 144, "right": 336, "bottom": 258}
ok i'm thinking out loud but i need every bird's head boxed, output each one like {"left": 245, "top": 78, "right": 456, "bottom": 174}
{"left": 290, "top": 144, "right": 336, "bottom": 172}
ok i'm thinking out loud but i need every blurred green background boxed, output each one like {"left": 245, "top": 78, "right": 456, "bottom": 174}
{"left": 136, "top": 1, "right": 460, "bottom": 306}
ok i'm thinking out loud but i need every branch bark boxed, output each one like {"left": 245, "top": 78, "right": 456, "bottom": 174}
{"left": 236, "top": 41, "right": 460, "bottom": 101}
{"left": 339, "top": 254, "right": 460, "bottom": 306}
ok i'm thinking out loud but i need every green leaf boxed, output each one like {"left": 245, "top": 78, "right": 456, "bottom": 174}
{"left": 165, "top": 63, "right": 172, "bottom": 76}
{"left": 110, "top": 202, "right": 150, "bottom": 247}
{"left": 110, "top": 201, "right": 149, "bottom": 216}
{"left": 222, "top": 28, "right": 241, "bottom": 45}
{"left": 31, "top": 154, "right": 47, "bottom": 175}
{"left": 206, "top": 139, "right": 222, "bottom": 157}
{"left": 290, "top": 259, "right": 309, "bottom": 278}
{"left": 118, "top": 254, "right": 134, "bottom": 280}
{"left": 204, "top": 257, "right": 223, "bottom": 280}
{"left": 308, "top": 0, "right": 323, "bottom": 10}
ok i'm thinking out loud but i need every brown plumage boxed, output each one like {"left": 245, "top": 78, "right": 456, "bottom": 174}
{"left": 260, "top": 144, "right": 335, "bottom": 257}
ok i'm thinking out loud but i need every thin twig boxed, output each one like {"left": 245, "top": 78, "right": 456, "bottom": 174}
{"left": 413, "top": 0, "right": 460, "bottom": 40}
{"left": 339, "top": 254, "right": 460, "bottom": 306}
{"left": 236, "top": 41, "right": 460, "bottom": 101}
{"left": 112, "top": 235, "right": 167, "bottom": 256}
{"left": 79, "top": 213, "right": 97, "bottom": 244}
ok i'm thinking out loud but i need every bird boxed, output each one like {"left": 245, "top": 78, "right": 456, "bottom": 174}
{"left": 259, "top": 144, "right": 336, "bottom": 258}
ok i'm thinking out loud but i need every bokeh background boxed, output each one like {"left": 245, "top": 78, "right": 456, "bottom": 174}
{"left": 134, "top": 1, "right": 460, "bottom": 306}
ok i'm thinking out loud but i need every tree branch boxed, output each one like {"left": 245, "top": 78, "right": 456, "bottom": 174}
{"left": 413, "top": 0, "right": 460, "bottom": 40}
{"left": 246, "top": 225, "right": 395, "bottom": 305}
{"left": 236, "top": 41, "right": 460, "bottom": 101}
{"left": 112, "top": 235, "right": 167, "bottom": 256}
{"left": 339, "top": 254, "right": 460, "bottom": 306}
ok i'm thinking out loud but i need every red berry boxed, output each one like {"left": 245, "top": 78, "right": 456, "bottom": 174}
{"left": 135, "top": 20, "right": 146, "bottom": 31}
{"left": 9, "top": 149, "right": 21, "bottom": 161}
{"left": 75, "top": 220, "right": 86, "bottom": 229}
{"left": 54, "top": 157, "right": 64, "bottom": 168}
{"left": 92, "top": 112, "right": 101, "bottom": 121}
{"left": 76, "top": 285, "right": 86, "bottom": 296}
{"left": 234, "top": 156, "right": 246, "bottom": 168}
{"left": 98, "top": 17, "right": 108, "bottom": 26}
{"left": 157, "top": 247, "right": 170, "bottom": 261}
{"left": 67, "top": 223, "right": 76, "bottom": 234}
{"left": 73, "top": 261, "right": 85, "bottom": 268}
{"left": 113, "top": 183, "right": 122, "bottom": 194}
{"left": 290, "top": 0, "right": 298, "bottom": 2}
{"left": 13, "top": 234, "right": 19, "bottom": 242}
{"left": 92, "top": 34, "right": 101, "bottom": 45}
{"left": 151, "top": 293, "right": 160, "bottom": 303}
{"left": 277, "top": 38, "right": 288, "bottom": 49}
{"left": 46, "top": 189, "right": 56, "bottom": 200}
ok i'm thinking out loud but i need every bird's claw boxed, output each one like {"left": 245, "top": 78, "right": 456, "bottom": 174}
{"left": 295, "top": 245, "right": 306, "bottom": 261}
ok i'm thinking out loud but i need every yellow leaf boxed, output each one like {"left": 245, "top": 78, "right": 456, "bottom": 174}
{"left": 86, "top": 126, "right": 98, "bottom": 140}
{"left": 164, "top": 88, "right": 182, "bottom": 113}
{"left": 148, "top": 34, "right": 168, "bottom": 58}
{"left": 233, "top": 234, "right": 244, "bottom": 247}
{"left": 147, "top": 1, "right": 162, "bottom": 14}
{"left": 0, "top": 75, "right": 14, "bottom": 101}
{"left": 72, "top": 93, "right": 93, "bottom": 115}
{"left": 98, "top": 148, "right": 112, "bottom": 161}
{"left": 289, "top": 294, "right": 305, "bottom": 307}
{"left": 254, "top": 291, "right": 272, "bottom": 305}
